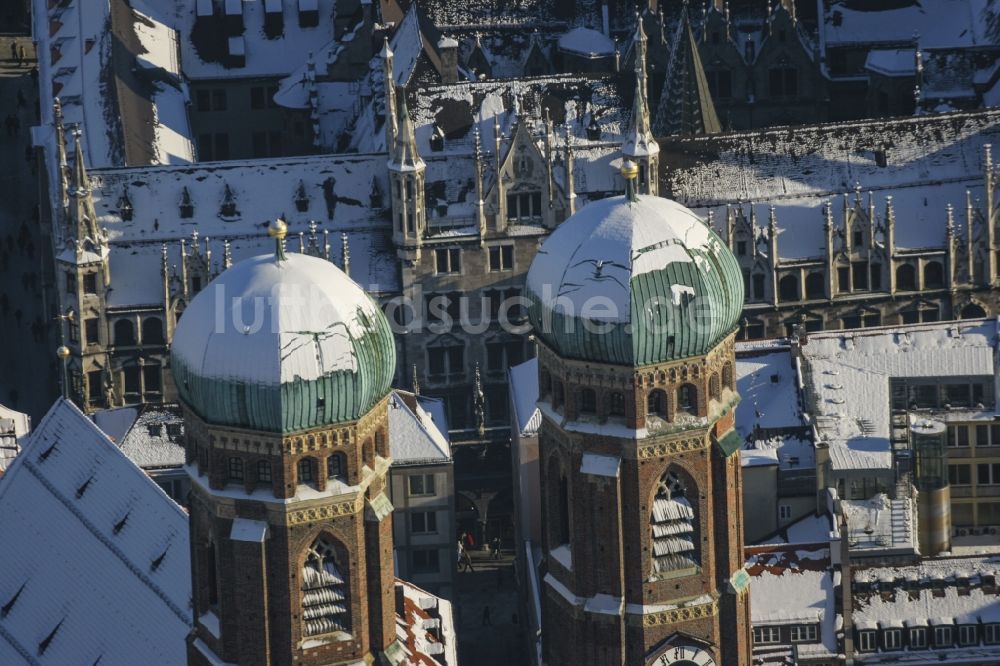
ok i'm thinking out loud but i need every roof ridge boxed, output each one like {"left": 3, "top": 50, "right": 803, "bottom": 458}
{"left": 0, "top": 621, "right": 40, "bottom": 666}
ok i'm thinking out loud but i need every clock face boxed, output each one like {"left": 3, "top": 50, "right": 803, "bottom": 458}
{"left": 654, "top": 645, "right": 716, "bottom": 666}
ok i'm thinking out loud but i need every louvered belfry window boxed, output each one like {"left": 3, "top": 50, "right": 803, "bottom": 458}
{"left": 650, "top": 471, "right": 698, "bottom": 574}
{"left": 301, "top": 538, "right": 350, "bottom": 637}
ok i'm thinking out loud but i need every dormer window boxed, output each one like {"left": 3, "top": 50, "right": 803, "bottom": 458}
{"left": 506, "top": 192, "right": 542, "bottom": 221}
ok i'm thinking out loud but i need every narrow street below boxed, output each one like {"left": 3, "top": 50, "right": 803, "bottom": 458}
{"left": 0, "top": 35, "right": 58, "bottom": 422}
{"left": 452, "top": 548, "right": 528, "bottom": 665}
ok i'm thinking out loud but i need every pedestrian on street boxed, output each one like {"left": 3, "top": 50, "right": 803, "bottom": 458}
{"left": 10, "top": 42, "right": 17, "bottom": 64}
{"left": 481, "top": 605, "right": 492, "bottom": 626}
{"left": 18, "top": 44, "right": 26, "bottom": 65}
{"left": 491, "top": 536, "right": 502, "bottom": 560}
{"left": 460, "top": 548, "right": 474, "bottom": 573}
{"left": 456, "top": 540, "right": 463, "bottom": 565}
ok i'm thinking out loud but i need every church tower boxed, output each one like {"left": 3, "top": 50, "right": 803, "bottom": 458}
{"left": 174, "top": 220, "right": 403, "bottom": 665}
{"left": 526, "top": 165, "right": 751, "bottom": 665}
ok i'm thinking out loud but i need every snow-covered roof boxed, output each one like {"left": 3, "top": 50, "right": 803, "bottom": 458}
{"left": 747, "top": 547, "right": 838, "bottom": 658}
{"left": 102, "top": 405, "right": 186, "bottom": 470}
{"left": 865, "top": 49, "right": 918, "bottom": 77}
{"left": 735, "top": 346, "right": 803, "bottom": 438}
{"left": 176, "top": 0, "right": 338, "bottom": 79}
{"left": 394, "top": 579, "right": 458, "bottom": 666}
{"left": 404, "top": 76, "right": 627, "bottom": 158}
{"left": 699, "top": 178, "right": 983, "bottom": 260}
{"left": 509, "top": 357, "right": 541, "bottom": 437}
{"left": 0, "top": 399, "right": 190, "bottom": 664}
{"left": 90, "top": 154, "right": 391, "bottom": 245}
{"left": 172, "top": 252, "right": 388, "bottom": 385}
{"left": 800, "top": 319, "right": 997, "bottom": 471}
{"left": 821, "top": 0, "right": 993, "bottom": 50}
{"left": 526, "top": 192, "right": 744, "bottom": 366}
{"left": 388, "top": 392, "right": 452, "bottom": 466}
{"left": 854, "top": 555, "right": 1000, "bottom": 630}
{"left": 842, "top": 494, "right": 916, "bottom": 554}
{"left": 527, "top": 194, "right": 717, "bottom": 323}
{"left": 87, "top": 154, "right": 400, "bottom": 308}
{"left": 32, "top": 0, "right": 193, "bottom": 173}
{"left": 666, "top": 110, "right": 1000, "bottom": 236}
{"left": 557, "top": 27, "right": 615, "bottom": 58}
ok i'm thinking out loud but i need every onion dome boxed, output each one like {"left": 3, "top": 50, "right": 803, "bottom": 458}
{"left": 171, "top": 225, "right": 396, "bottom": 432}
{"left": 526, "top": 165, "right": 743, "bottom": 366}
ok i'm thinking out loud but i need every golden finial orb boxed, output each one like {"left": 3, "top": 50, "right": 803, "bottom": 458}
{"left": 620, "top": 159, "right": 639, "bottom": 181}
{"left": 268, "top": 218, "right": 288, "bottom": 240}
{"left": 56, "top": 345, "right": 71, "bottom": 360}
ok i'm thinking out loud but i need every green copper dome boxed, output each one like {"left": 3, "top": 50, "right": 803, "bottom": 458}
{"left": 171, "top": 252, "right": 396, "bottom": 433}
{"left": 526, "top": 194, "right": 744, "bottom": 367}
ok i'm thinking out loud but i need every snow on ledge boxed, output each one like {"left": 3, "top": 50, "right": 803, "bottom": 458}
{"left": 550, "top": 544, "right": 572, "bottom": 571}
{"left": 198, "top": 611, "right": 222, "bottom": 639}
{"left": 230, "top": 518, "right": 269, "bottom": 543}
{"left": 580, "top": 453, "right": 620, "bottom": 478}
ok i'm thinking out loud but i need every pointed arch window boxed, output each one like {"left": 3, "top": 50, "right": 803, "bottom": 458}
{"left": 301, "top": 537, "right": 350, "bottom": 637}
{"left": 651, "top": 471, "right": 698, "bottom": 575}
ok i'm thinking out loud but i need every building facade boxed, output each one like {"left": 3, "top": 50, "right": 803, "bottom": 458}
{"left": 386, "top": 391, "right": 457, "bottom": 599}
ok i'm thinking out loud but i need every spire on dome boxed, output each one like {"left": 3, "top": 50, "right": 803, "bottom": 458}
{"left": 269, "top": 218, "right": 288, "bottom": 261}
{"left": 388, "top": 93, "right": 425, "bottom": 172}
{"left": 653, "top": 4, "right": 722, "bottom": 136}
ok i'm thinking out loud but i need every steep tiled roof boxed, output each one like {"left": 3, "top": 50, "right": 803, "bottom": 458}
{"left": 0, "top": 400, "right": 191, "bottom": 664}
{"left": 388, "top": 392, "right": 451, "bottom": 465}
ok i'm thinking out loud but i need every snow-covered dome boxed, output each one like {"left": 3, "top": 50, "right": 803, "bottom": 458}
{"left": 171, "top": 251, "right": 396, "bottom": 433}
{"left": 526, "top": 191, "right": 743, "bottom": 366}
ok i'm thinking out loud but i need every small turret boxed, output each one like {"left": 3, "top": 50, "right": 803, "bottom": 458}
{"left": 388, "top": 95, "right": 426, "bottom": 252}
